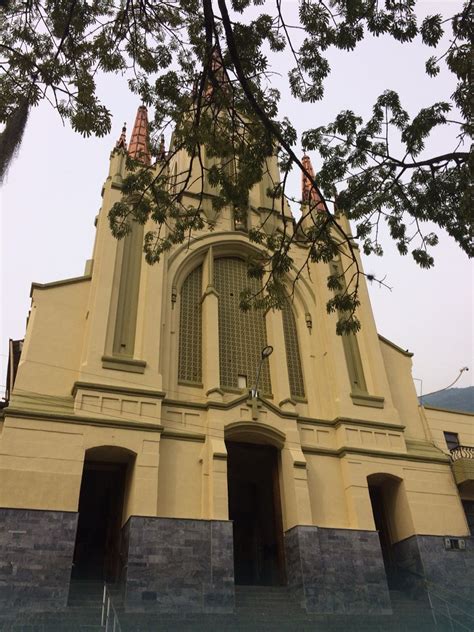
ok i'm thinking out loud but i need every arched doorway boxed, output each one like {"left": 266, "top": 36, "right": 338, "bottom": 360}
{"left": 226, "top": 428, "right": 286, "bottom": 586}
{"left": 72, "top": 446, "right": 134, "bottom": 582}
{"left": 367, "top": 473, "right": 405, "bottom": 587}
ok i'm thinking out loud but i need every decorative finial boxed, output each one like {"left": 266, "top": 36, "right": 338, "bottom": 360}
{"left": 128, "top": 105, "right": 151, "bottom": 165}
{"left": 115, "top": 123, "right": 127, "bottom": 150}
{"left": 157, "top": 134, "right": 166, "bottom": 161}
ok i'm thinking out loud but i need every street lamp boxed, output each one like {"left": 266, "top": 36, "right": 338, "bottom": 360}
{"left": 418, "top": 366, "right": 469, "bottom": 406}
{"left": 251, "top": 345, "right": 273, "bottom": 399}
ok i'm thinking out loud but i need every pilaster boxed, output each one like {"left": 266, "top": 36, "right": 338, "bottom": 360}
{"left": 280, "top": 446, "right": 313, "bottom": 529}
{"left": 266, "top": 308, "right": 292, "bottom": 405}
{"left": 201, "top": 247, "right": 221, "bottom": 397}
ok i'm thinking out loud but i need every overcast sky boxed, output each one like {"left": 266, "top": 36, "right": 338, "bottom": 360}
{"left": 1, "top": 1, "right": 472, "bottom": 398}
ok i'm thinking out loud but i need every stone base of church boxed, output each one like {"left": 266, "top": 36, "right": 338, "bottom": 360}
{"left": 393, "top": 534, "right": 474, "bottom": 611}
{"left": 121, "top": 516, "right": 235, "bottom": 613}
{"left": 284, "top": 525, "right": 392, "bottom": 614}
{"left": 0, "top": 507, "right": 78, "bottom": 613}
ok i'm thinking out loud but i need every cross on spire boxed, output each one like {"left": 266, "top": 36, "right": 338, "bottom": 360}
{"left": 115, "top": 123, "right": 127, "bottom": 150}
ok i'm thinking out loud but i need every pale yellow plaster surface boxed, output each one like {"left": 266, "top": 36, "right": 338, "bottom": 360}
{"left": 0, "top": 141, "right": 470, "bottom": 549}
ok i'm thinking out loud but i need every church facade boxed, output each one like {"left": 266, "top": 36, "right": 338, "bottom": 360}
{"left": 0, "top": 106, "right": 472, "bottom": 617}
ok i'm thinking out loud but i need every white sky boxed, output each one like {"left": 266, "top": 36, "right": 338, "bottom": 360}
{"left": 1, "top": 1, "right": 472, "bottom": 398}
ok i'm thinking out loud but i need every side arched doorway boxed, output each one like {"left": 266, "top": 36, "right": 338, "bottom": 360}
{"left": 225, "top": 423, "right": 286, "bottom": 586}
{"left": 367, "top": 473, "right": 407, "bottom": 587}
{"left": 72, "top": 446, "right": 135, "bottom": 582}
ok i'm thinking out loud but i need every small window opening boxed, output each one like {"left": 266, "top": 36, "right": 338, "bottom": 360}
{"left": 444, "top": 431, "right": 460, "bottom": 451}
{"left": 238, "top": 375, "right": 247, "bottom": 389}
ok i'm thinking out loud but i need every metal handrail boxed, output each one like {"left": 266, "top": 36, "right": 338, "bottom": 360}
{"left": 450, "top": 445, "right": 474, "bottom": 461}
{"left": 427, "top": 590, "right": 473, "bottom": 631}
{"left": 396, "top": 566, "right": 473, "bottom": 630}
{"left": 101, "top": 583, "right": 122, "bottom": 632}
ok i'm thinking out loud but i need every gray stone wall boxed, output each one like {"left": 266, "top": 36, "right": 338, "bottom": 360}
{"left": 393, "top": 534, "right": 474, "bottom": 611}
{"left": 285, "top": 525, "right": 391, "bottom": 614}
{"left": 0, "top": 508, "right": 78, "bottom": 613}
{"left": 122, "top": 516, "right": 235, "bottom": 614}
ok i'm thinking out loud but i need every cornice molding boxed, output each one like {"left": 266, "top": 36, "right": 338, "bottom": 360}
{"left": 72, "top": 381, "right": 165, "bottom": 400}
{"left": 4, "top": 407, "right": 163, "bottom": 433}
{"left": 302, "top": 443, "right": 450, "bottom": 464}
{"left": 30, "top": 275, "right": 91, "bottom": 296}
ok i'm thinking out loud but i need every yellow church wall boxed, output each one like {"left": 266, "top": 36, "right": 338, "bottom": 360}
{"left": 80, "top": 152, "right": 128, "bottom": 375}
{"left": 336, "top": 452, "right": 469, "bottom": 538}
{"left": 4, "top": 114, "right": 471, "bottom": 591}
{"left": 379, "top": 337, "right": 429, "bottom": 441}
{"left": 423, "top": 405, "right": 474, "bottom": 453}
{"left": 14, "top": 279, "right": 91, "bottom": 398}
{"left": 400, "top": 461, "right": 469, "bottom": 536}
{"left": 0, "top": 417, "right": 84, "bottom": 511}
{"left": 305, "top": 453, "right": 350, "bottom": 528}
{"left": 156, "top": 437, "right": 203, "bottom": 518}
{"left": 303, "top": 259, "right": 402, "bottom": 427}
{"left": 0, "top": 414, "right": 160, "bottom": 523}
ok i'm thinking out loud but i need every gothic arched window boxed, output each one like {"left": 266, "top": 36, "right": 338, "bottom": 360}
{"left": 178, "top": 265, "right": 202, "bottom": 384}
{"left": 282, "top": 300, "right": 305, "bottom": 399}
{"left": 214, "top": 257, "right": 272, "bottom": 394}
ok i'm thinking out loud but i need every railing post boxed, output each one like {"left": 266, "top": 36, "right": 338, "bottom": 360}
{"left": 106, "top": 597, "right": 111, "bottom": 632}
{"left": 101, "top": 584, "right": 107, "bottom": 627}
{"left": 447, "top": 603, "right": 454, "bottom": 632}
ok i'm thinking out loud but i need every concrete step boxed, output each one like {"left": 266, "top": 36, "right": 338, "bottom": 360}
{"left": 2, "top": 584, "right": 458, "bottom": 632}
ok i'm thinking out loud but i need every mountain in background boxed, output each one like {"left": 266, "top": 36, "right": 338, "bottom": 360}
{"left": 421, "top": 386, "right": 474, "bottom": 413}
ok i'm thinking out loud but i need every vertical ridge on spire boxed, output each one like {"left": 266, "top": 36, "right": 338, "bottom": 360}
{"left": 301, "top": 154, "right": 326, "bottom": 212}
{"left": 115, "top": 123, "right": 127, "bottom": 150}
{"left": 128, "top": 105, "right": 151, "bottom": 165}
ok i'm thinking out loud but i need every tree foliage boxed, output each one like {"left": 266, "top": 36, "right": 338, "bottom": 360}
{"left": 0, "top": 0, "right": 472, "bottom": 333}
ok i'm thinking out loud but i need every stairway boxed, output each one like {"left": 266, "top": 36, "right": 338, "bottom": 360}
{"left": 1, "top": 583, "right": 461, "bottom": 632}
{"left": 0, "top": 580, "right": 105, "bottom": 632}
{"left": 116, "top": 585, "right": 450, "bottom": 632}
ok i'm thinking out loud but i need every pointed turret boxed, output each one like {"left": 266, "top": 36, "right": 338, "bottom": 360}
{"left": 157, "top": 134, "right": 166, "bottom": 161}
{"left": 115, "top": 123, "right": 127, "bottom": 150}
{"left": 301, "top": 154, "right": 326, "bottom": 212}
{"left": 128, "top": 105, "right": 151, "bottom": 165}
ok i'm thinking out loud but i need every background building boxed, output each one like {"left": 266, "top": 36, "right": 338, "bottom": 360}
{"left": 0, "top": 106, "right": 472, "bottom": 620}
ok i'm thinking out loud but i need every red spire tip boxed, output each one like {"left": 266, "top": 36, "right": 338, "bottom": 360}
{"left": 301, "top": 154, "right": 325, "bottom": 212}
{"left": 128, "top": 105, "right": 151, "bottom": 165}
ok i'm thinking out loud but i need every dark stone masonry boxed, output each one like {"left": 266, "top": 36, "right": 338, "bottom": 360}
{"left": 122, "top": 516, "right": 235, "bottom": 614}
{"left": 285, "top": 525, "right": 391, "bottom": 614}
{"left": 393, "top": 534, "right": 474, "bottom": 611}
{"left": 0, "top": 508, "right": 78, "bottom": 613}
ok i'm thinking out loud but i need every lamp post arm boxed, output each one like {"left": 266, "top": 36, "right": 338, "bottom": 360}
{"left": 252, "top": 358, "right": 264, "bottom": 399}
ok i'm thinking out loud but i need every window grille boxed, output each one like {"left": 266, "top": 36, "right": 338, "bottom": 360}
{"left": 282, "top": 300, "right": 305, "bottom": 398}
{"left": 214, "top": 257, "right": 271, "bottom": 394}
{"left": 178, "top": 265, "right": 202, "bottom": 383}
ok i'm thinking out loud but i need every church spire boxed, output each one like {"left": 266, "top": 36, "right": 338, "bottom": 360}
{"left": 301, "top": 154, "right": 326, "bottom": 212}
{"left": 128, "top": 105, "right": 151, "bottom": 165}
